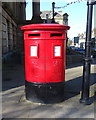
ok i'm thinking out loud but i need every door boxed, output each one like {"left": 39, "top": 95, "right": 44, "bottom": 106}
{"left": 45, "top": 32, "right": 65, "bottom": 83}
{"left": 25, "top": 31, "right": 46, "bottom": 83}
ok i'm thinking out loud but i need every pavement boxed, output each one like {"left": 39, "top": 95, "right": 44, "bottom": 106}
{"left": 1, "top": 59, "right": 96, "bottom": 119}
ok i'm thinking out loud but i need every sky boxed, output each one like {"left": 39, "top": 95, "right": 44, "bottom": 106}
{"left": 26, "top": 0, "right": 95, "bottom": 39}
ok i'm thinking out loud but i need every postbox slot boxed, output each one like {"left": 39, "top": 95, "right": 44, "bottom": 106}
{"left": 28, "top": 34, "right": 40, "bottom": 37}
{"left": 50, "top": 33, "right": 62, "bottom": 37}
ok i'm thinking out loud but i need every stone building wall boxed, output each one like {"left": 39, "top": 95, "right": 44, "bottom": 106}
{"left": 0, "top": 2, "right": 2, "bottom": 62}
{"left": 40, "top": 11, "right": 64, "bottom": 25}
{"left": 1, "top": 2, "right": 26, "bottom": 61}
{"left": 94, "top": 5, "right": 96, "bottom": 37}
{"left": 2, "top": 8, "right": 17, "bottom": 54}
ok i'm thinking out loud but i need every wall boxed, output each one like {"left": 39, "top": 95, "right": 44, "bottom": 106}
{"left": 40, "top": 10, "right": 64, "bottom": 25}
{"left": 94, "top": 5, "right": 96, "bottom": 37}
{"left": 0, "top": 2, "right": 2, "bottom": 59}
{"left": 66, "top": 55, "right": 83, "bottom": 66}
{"left": 2, "top": 8, "right": 17, "bottom": 54}
{"left": 1, "top": 2, "right": 26, "bottom": 61}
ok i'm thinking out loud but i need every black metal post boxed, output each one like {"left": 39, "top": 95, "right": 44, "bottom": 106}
{"left": 51, "top": 2, "right": 55, "bottom": 23}
{"left": 80, "top": 1, "right": 94, "bottom": 105}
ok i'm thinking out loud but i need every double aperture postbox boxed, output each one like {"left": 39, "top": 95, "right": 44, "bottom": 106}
{"left": 21, "top": 24, "right": 70, "bottom": 103}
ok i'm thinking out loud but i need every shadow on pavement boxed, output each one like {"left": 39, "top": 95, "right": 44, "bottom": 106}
{"left": 2, "top": 62, "right": 96, "bottom": 104}
{"left": 64, "top": 73, "right": 96, "bottom": 104}
{"left": 2, "top": 63, "right": 25, "bottom": 91}
{"left": 66, "top": 63, "right": 83, "bottom": 69}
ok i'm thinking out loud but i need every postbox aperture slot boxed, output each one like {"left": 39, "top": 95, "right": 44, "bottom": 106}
{"left": 50, "top": 33, "right": 62, "bottom": 37}
{"left": 28, "top": 34, "right": 40, "bottom": 37}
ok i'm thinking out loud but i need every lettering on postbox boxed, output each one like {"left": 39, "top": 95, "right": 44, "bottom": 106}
{"left": 30, "top": 46, "right": 38, "bottom": 57}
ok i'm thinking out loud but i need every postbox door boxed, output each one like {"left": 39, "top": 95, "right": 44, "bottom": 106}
{"left": 45, "top": 39, "right": 65, "bottom": 83}
{"left": 24, "top": 31, "right": 46, "bottom": 83}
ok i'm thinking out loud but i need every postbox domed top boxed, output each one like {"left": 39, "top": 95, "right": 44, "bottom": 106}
{"left": 21, "top": 24, "right": 70, "bottom": 31}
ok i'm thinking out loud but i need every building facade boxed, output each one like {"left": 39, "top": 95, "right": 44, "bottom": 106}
{"left": 0, "top": 2, "right": 26, "bottom": 61}
{"left": 40, "top": 10, "right": 66, "bottom": 25}
{"left": 94, "top": 5, "right": 96, "bottom": 37}
{"left": 75, "top": 29, "right": 96, "bottom": 49}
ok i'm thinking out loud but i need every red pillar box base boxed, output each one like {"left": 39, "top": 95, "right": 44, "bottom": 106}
{"left": 21, "top": 24, "right": 70, "bottom": 104}
{"left": 25, "top": 81, "right": 65, "bottom": 104}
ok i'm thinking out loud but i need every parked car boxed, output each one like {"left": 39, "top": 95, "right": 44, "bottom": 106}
{"left": 91, "top": 48, "right": 96, "bottom": 51}
{"left": 69, "top": 46, "right": 75, "bottom": 50}
{"left": 73, "top": 47, "right": 85, "bottom": 55}
{"left": 91, "top": 48, "right": 96, "bottom": 58}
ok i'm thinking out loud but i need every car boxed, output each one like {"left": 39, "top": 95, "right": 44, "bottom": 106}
{"left": 69, "top": 46, "right": 75, "bottom": 50}
{"left": 91, "top": 48, "right": 96, "bottom": 51}
{"left": 73, "top": 47, "right": 85, "bottom": 54}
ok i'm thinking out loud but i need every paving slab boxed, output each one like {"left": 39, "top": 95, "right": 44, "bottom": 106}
{"left": 2, "top": 63, "right": 96, "bottom": 119}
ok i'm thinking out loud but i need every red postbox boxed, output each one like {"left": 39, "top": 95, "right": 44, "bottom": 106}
{"left": 21, "top": 24, "right": 70, "bottom": 103}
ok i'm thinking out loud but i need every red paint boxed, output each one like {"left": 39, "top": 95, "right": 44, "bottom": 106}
{"left": 21, "top": 24, "right": 70, "bottom": 83}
